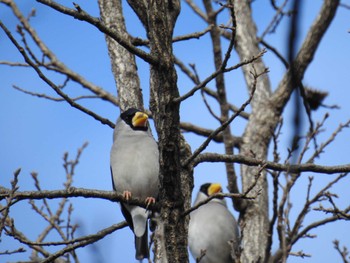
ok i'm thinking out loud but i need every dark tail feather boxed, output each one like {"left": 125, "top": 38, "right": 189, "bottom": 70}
{"left": 135, "top": 222, "right": 149, "bottom": 260}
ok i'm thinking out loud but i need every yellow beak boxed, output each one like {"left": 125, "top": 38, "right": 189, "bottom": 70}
{"left": 208, "top": 183, "right": 222, "bottom": 196}
{"left": 132, "top": 111, "right": 148, "bottom": 127}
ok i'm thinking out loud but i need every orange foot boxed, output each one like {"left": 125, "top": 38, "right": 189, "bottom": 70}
{"left": 145, "top": 197, "right": 156, "bottom": 209}
{"left": 123, "top": 191, "right": 132, "bottom": 201}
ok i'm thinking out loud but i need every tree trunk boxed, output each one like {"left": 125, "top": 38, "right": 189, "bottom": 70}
{"left": 98, "top": 0, "right": 143, "bottom": 111}
{"left": 233, "top": 0, "right": 340, "bottom": 262}
{"left": 126, "top": 0, "right": 192, "bottom": 261}
{"left": 147, "top": 2, "right": 191, "bottom": 262}
{"left": 233, "top": 1, "right": 271, "bottom": 262}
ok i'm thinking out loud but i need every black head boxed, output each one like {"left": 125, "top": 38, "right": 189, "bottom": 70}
{"left": 120, "top": 108, "right": 148, "bottom": 131}
{"left": 199, "top": 182, "right": 222, "bottom": 197}
{"left": 199, "top": 183, "right": 212, "bottom": 197}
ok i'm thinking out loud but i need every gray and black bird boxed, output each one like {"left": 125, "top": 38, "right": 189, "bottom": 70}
{"left": 188, "top": 183, "right": 240, "bottom": 263}
{"left": 110, "top": 108, "right": 159, "bottom": 260}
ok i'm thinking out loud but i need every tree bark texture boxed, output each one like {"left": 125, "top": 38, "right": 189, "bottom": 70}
{"left": 233, "top": 1, "right": 272, "bottom": 262}
{"left": 127, "top": 1, "right": 192, "bottom": 262}
{"left": 98, "top": 0, "right": 143, "bottom": 111}
{"left": 233, "top": 0, "right": 340, "bottom": 262}
{"left": 148, "top": 2, "right": 191, "bottom": 262}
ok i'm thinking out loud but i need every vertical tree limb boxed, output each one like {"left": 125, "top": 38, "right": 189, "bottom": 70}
{"left": 233, "top": 0, "right": 340, "bottom": 262}
{"left": 148, "top": 1, "right": 189, "bottom": 260}
{"left": 98, "top": 0, "right": 144, "bottom": 111}
{"left": 202, "top": 0, "right": 242, "bottom": 211}
{"left": 233, "top": 0, "right": 272, "bottom": 261}
{"left": 127, "top": 1, "right": 192, "bottom": 261}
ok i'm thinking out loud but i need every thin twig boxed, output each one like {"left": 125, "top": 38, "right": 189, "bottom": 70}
{"left": 174, "top": 49, "right": 266, "bottom": 103}
{"left": 182, "top": 71, "right": 261, "bottom": 167}
{"left": 0, "top": 168, "right": 21, "bottom": 237}
{"left": 181, "top": 191, "right": 257, "bottom": 219}
{"left": 40, "top": 222, "right": 127, "bottom": 263}
{"left": 0, "top": 20, "right": 115, "bottom": 128}
{"left": 36, "top": 0, "right": 157, "bottom": 65}
{"left": 0, "top": 247, "right": 25, "bottom": 255}
{"left": 333, "top": 240, "right": 350, "bottom": 263}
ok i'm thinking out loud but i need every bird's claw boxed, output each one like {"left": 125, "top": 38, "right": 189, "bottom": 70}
{"left": 145, "top": 197, "right": 156, "bottom": 210}
{"left": 123, "top": 191, "right": 132, "bottom": 201}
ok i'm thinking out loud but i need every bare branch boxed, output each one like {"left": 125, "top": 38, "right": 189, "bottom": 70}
{"left": 0, "top": 60, "right": 29, "bottom": 67}
{"left": 180, "top": 121, "right": 242, "bottom": 147}
{"left": 333, "top": 240, "right": 350, "bottom": 263}
{"left": 13, "top": 85, "right": 100, "bottom": 102}
{"left": 260, "top": 0, "right": 290, "bottom": 40}
{"left": 4, "top": 217, "right": 51, "bottom": 258}
{"left": 174, "top": 56, "right": 199, "bottom": 84}
{"left": 184, "top": 0, "right": 208, "bottom": 22}
{"left": 193, "top": 153, "right": 350, "bottom": 174}
{"left": 271, "top": 173, "right": 350, "bottom": 263}
{"left": 181, "top": 191, "right": 257, "bottom": 219}
{"left": 289, "top": 250, "right": 311, "bottom": 258}
{"left": 0, "top": 247, "right": 25, "bottom": 255}
{"left": 0, "top": 20, "right": 115, "bottom": 128}
{"left": 183, "top": 81, "right": 257, "bottom": 167}
{"left": 36, "top": 0, "right": 157, "bottom": 65}
{"left": 173, "top": 26, "right": 213, "bottom": 42}
{"left": 41, "top": 222, "right": 127, "bottom": 263}
{"left": 273, "top": 0, "right": 340, "bottom": 110}
{"left": 174, "top": 49, "right": 266, "bottom": 103}
{"left": 0, "top": 188, "right": 157, "bottom": 211}
{"left": 0, "top": 168, "right": 20, "bottom": 237}
{"left": 308, "top": 118, "right": 350, "bottom": 161}
{"left": 2, "top": 0, "right": 119, "bottom": 107}
{"left": 203, "top": 87, "right": 250, "bottom": 119}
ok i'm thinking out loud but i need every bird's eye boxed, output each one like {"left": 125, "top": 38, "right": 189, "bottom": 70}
{"left": 125, "top": 115, "right": 133, "bottom": 125}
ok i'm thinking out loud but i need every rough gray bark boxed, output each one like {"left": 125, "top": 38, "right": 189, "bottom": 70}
{"left": 233, "top": 0, "right": 340, "bottom": 262}
{"left": 148, "top": 2, "right": 191, "bottom": 262}
{"left": 233, "top": 1, "right": 272, "bottom": 261}
{"left": 98, "top": 0, "right": 143, "bottom": 111}
{"left": 126, "top": 1, "right": 192, "bottom": 262}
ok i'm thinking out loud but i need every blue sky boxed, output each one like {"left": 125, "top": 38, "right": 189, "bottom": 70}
{"left": 1, "top": 1, "right": 350, "bottom": 262}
